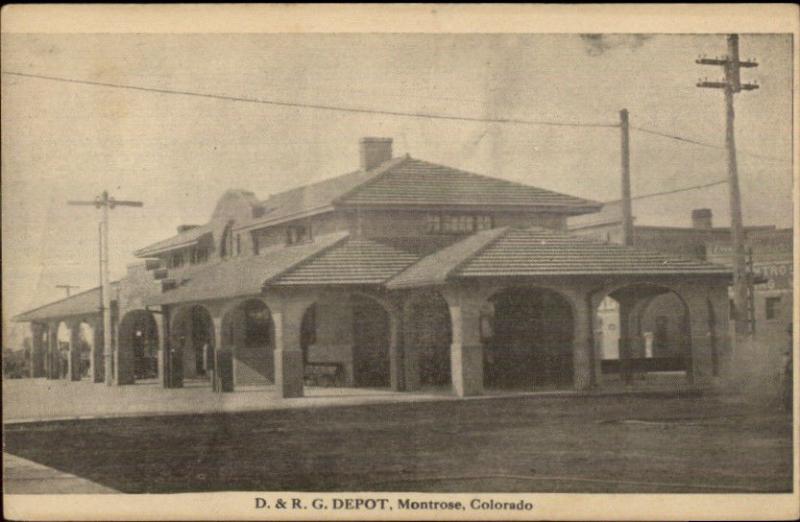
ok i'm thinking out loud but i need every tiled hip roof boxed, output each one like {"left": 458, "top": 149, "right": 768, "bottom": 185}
{"left": 453, "top": 227, "right": 733, "bottom": 278}
{"left": 144, "top": 231, "right": 349, "bottom": 306}
{"left": 269, "top": 238, "right": 420, "bottom": 286}
{"left": 338, "top": 158, "right": 601, "bottom": 212}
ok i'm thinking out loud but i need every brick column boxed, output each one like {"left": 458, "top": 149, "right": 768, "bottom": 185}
{"left": 266, "top": 292, "right": 317, "bottom": 399}
{"left": 67, "top": 320, "right": 82, "bottom": 381}
{"left": 30, "top": 323, "right": 46, "bottom": 378}
{"left": 443, "top": 287, "right": 485, "bottom": 398}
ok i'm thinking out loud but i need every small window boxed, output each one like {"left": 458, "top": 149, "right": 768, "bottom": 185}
{"left": 426, "top": 213, "right": 492, "bottom": 234}
{"left": 189, "top": 246, "right": 209, "bottom": 265}
{"left": 252, "top": 232, "right": 260, "bottom": 255}
{"left": 286, "top": 224, "right": 310, "bottom": 245}
{"left": 476, "top": 215, "right": 493, "bottom": 231}
{"left": 765, "top": 296, "right": 781, "bottom": 320}
{"left": 236, "top": 234, "right": 242, "bottom": 256}
{"left": 169, "top": 252, "right": 184, "bottom": 268}
{"left": 220, "top": 222, "right": 234, "bottom": 258}
{"left": 426, "top": 214, "right": 442, "bottom": 233}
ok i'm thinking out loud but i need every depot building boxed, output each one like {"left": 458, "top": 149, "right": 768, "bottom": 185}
{"left": 14, "top": 138, "right": 732, "bottom": 397}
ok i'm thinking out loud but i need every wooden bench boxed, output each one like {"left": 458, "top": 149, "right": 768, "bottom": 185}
{"left": 304, "top": 362, "right": 344, "bottom": 387}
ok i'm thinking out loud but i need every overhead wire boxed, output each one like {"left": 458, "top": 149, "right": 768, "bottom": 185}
{"left": 1, "top": 70, "right": 617, "bottom": 129}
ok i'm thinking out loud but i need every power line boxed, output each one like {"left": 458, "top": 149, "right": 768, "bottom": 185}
{"left": 2, "top": 70, "right": 617, "bottom": 129}
{"left": 631, "top": 125, "right": 790, "bottom": 163}
{"left": 605, "top": 178, "right": 727, "bottom": 203}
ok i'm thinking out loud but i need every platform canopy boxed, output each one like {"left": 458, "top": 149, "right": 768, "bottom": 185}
{"left": 13, "top": 282, "right": 120, "bottom": 323}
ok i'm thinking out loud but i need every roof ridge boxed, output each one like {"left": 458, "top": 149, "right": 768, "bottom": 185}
{"left": 405, "top": 158, "right": 602, "bottom": 207}
{"left": 261, "top": 231, "right": 350, "bottom": 288}
{"left": 330, "top": 155, "right": 412, "bottom": 206}
{"left": 386, "top": 227, "right": 509, "bottom": 288}
{"left": 261, "top": 168, "right": 361, "bottom": 204}
{"left": 445, "top": 227, "right": 511, "bottom": 280}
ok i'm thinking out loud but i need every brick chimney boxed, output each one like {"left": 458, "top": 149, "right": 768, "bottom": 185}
{"left": 691, "top": 208, "right": 713, "bottom": 230}
{"left": 360, "top": 137, "right": 393, "bottom": 170}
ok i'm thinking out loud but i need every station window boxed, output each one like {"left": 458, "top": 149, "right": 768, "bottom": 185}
{"left": 168, "top": 252, "right": 184, "bottom": 268}
{"left": 189, "top": 246, "right": 209, "bottom": 265}
{"left": 426, "top": 213, "right": 493, "bottom": 234}
{"left": 765, "top": 296, "right": 781, "bottom": 320}
{"left": 286, "top": 224, "right": 311, "bottom": 245}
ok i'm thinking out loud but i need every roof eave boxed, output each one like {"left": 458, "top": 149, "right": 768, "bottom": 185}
{"left": 336, "top": 202, "right": 602, "bottom": 214}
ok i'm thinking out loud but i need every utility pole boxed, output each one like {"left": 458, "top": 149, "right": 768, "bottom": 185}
{"left": 68, "top": 191, "right": 143, "bottom": 385}
{"left": 696, "top": 34, "right": 759, "bottom": 338}
{"left": 56, "top": 284, "right": 79, "bottom": 297}
{"left": 619, "top": 108, "right": 634, "bottom": 247}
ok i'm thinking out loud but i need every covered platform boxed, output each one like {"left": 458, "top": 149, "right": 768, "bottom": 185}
{"left": 14, "top": 226, "right": 731, "bottom": 400}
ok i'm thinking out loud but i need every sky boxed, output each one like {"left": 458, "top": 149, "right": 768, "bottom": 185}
{"left": 1, "top": 33, "right": 794, "bottom": 348}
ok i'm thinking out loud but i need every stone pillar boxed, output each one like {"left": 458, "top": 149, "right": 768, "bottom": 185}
{"left": 30, "top": 323, "right": 46, "bottom": 378}
{"left": 678, "top": 283, "right": 716, "bottom": 386}
{"left": 46, "top": 322, "right": 59, "bottom": 379}
{"left": 211, "top": 315, "right": 234, "bottom": 392}
{"left": 706, "top": 284, "right": 731, "bottom": 378}
{"left": 387, "top": 297, "right": 404, "bottom": 392}
{"left": 443, "top": 287, "right": 485, "bottom": 398}
{"left": 116, "top": 323, "right": 136, "bottom": 386}
{"left": 401, "top": 297, "right": 421, "bottom": 391}
{"left": 266, "top": 292, "right": 316, "bottom": 399}
{"left": 182, "top": 310, "right": 197, "bottom": 379}
{"left": 88, "top": 318, "right": 104, "bottom": 383}
{"left": 572, "top": 292, "right": 594, "bottom": 392}
{"left": 165, "top": 307, "right": 184, "bottom": 389}
{"left": 617, "top": 299, "right": 635, "bottom": 385}
{"left": 67, "top": 320, "right": 82, "bottom": 381}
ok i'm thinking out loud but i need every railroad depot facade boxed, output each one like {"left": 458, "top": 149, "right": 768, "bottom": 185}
{"left": 14, "top": 138, "right": 732, "bottom": 398}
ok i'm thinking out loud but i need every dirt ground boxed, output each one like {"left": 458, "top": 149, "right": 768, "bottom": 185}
{"left": 3, "top": 393, "right": 793, "bottom": 493}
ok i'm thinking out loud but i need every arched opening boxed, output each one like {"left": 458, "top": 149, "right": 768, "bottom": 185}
{"left": 406, "top": 290, "right": 452, "bottom": 388}
{"left": 170, "top": 305, "right": 215, "bottom": 383}
{"left": 351, "top": 293, "right": 391, "bottom": 388}
{"left": 118, "top": 310, "right": 160, "bottom": 384}
{"left": 78, "top": 321, "right": 94, "bottom": 380}
{"left": 56, "top": 321, "right": 71, "bottom": 379}
{"left": 486, "top": 287, "right": 575, "bottom": 391}
{"left": 596, "top": 284, "right": 692, "bottom": 385}
{"left": 221, "top": 299, "right": 274, "bottom": 385}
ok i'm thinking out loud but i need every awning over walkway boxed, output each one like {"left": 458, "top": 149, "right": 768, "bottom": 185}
{"left": 384, "top": 226, "right": 732, "bottom": 289}
{"left": 144, "top": 231, "right": 349, "bottom": 306}
{"left": 13, "top": 282, "right": 120, "bottom": 323}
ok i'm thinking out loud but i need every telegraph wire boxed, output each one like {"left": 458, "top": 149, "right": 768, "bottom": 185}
{"left": 1, "top": 70, "right": 617, "bottom": 129}
{"left": 605, "top": 179, "right": 728, "bottom": 204}
{"left": 631, "top": 125, "right": 790, "bottom": 163}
